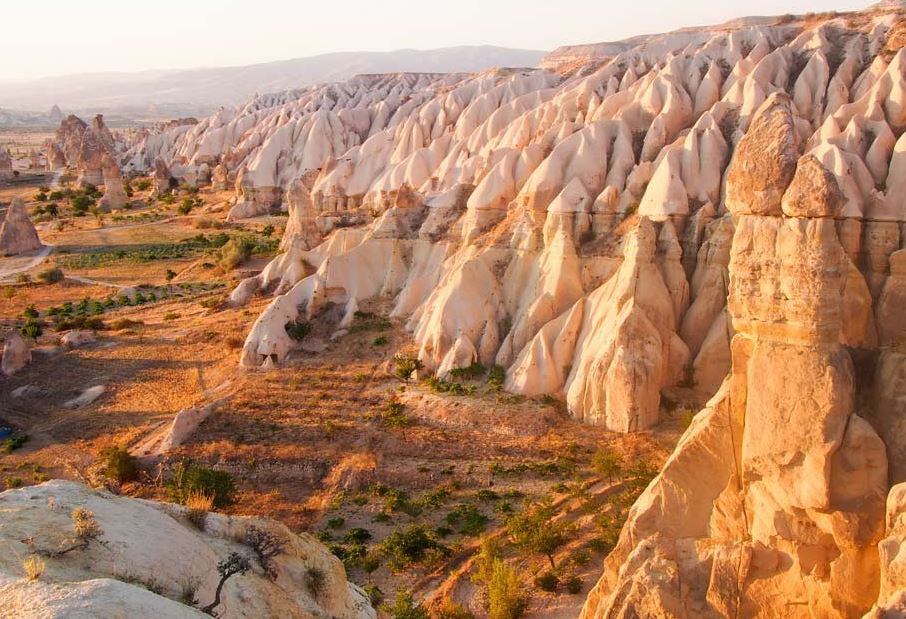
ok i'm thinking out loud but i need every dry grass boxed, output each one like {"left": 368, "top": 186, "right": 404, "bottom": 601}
{"left": 185, "top": 490, "right": 214, "bottom": 530}
{"left": 22, "top": 555, "right": 45, "bottom": 581}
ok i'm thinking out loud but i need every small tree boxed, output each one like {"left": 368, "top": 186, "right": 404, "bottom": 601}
{"left": 487, "top": 559, "right": 527, "bottom": 619}
{"left": 383, "top": 590, "right": 429, "bottom": 619}
{"left": 392, "top": 353, "right": 423, "bottom": 382}
{"left": 244, "top": 526, "right": 286, "bottom": 580}
{"left": 201, "top": 552, "right": 251, "bottom": 615}
{"left": 165, "top": 269, "right": 177, "bottom": 283}
{"left": 506, "top": 498, "right": 574, "bottom": 569}
{"left": 592, "top": 446, "right": 622, "bottom": 483}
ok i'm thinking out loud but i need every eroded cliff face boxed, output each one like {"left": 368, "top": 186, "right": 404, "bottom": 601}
{"left": 129, "top": 8, "right": 906, "bottom": 440}
{"left": 130, "top": 8, "right": 906, "bottom": 612}
{"left": 581, "top": 92, "right": 899, "bottom": 619}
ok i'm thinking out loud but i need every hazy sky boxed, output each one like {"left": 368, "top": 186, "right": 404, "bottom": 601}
{"left": 0, "top": 0, "right": 869, "bottom": 81}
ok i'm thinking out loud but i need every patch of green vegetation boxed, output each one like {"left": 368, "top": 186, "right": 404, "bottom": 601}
{"left": 392, "top": 353, "right": 423, "bottom": 381}
{"left": 100, "top": 446, "right": 138, "bottom": 484}
{"left": 166, "top": 461, "right": 236, "bottom": 509}
{"left": 423, "top": 375, "right": 476, "bottom": 396}
{"left": 284, "top": 320, "right": 311, "bottom": 342}
{"left": 506, "top": 498, "right": 576, "bottom": 569}
{"left": 379, "top": 525, "right": 448, "bottom": 570}
{"left": 349, "top": 314, "right": 392, "bottom": 333}
{"left": 3, "top": 435, "right": 28, "bottom": 453}
{"left": 445, "top": 503, "right": 489, "bottom": 536}
{"left": 448, "top": 362, "right": 486, "bottom": 381}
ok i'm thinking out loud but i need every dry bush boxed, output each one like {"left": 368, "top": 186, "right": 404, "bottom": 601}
{"left": 225, "top": 335, "right": 245, "bottom": 350}
{"left": 22, "top": 555, "right": 45, "bottom": 580}
{"left": 73, "top": 507, "right": 101, "bottom": 541}
{"left": 185, "top": 490, "right": 214, "bottom": 530}
{"left": 194, "top": 216, "right": 222, "bottom": 230}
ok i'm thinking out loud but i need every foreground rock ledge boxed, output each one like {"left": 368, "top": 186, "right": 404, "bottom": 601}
{"left": 0, "top": 480, "right": 374, "bottom": 619}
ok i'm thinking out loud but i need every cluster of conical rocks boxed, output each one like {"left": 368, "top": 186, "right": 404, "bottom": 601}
{"left": 128, "top": 5, "right": 906, "bottom": 615}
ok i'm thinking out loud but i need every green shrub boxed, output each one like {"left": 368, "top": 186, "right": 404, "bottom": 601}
{"left": 3, "top": 435, "right": 28, "bottom": 453}
{"left": 379, "top": 525, "right": 448, "bottom": 569}
{"left": 592, "top": 447, "right": 622, "bottom": 482}
{"left": 178, "top": 198, "right": 195, "bottom": 215}
{"left": 392, "top": 353, "right": 423, "bottom": 381}
{"left": 381, "top": 400, "right": 410, "bottom": 427}
{"left": 446, "top": 504, "right": 489, "bottom": 536}
{"left": 487, "top": 365, "right": 506, "bottom": 390}
{"left": 218, "top": 237, "right": 253, "bottom": 270}
{"left": 100, "top": 446, "right": 138, "bottom": 483}
{"left": 167, "top": 462, "right": 236, "bottom": 508}
{"left": 285, "top": 320, "right": 311, "bottom": 342}
{"left": 326, "top": 516, "right": 345, "bottom": 529}
{"left": 20, "top": 319, "right": 42, "bottom": 338}
{"left": 449, "top": 362, "right": 486, "bottom": 381}
{"left": 363, "top": 584, "right": 384, "bottom": 606}
{"left": 534, "top": 571, "right": 559, "bottom": 592}
{"left": 436, "top": 599, "right": 475, "bottom": 618}
{"left": 372, "top": 335, "right": 388, "bottom": 346}
{"left": 486, "top": 559, "right": 527, "bottom": 619}
{"left": 22, "top": 305, "right": 39, "bottom": 319}
{"left": 37, "top": 267, "right": 64, "bottom": 284}
{"left": 565, "top": 575, "right": 582, "bottom": 594}
{"left": 383, "top": 590, "right": 429, "bottom": 619}
{"left": 343, "top": 528, "right": 372, "bottom": 544}
{"left": 506, "top": 498, "right": 575, "bottom": 569}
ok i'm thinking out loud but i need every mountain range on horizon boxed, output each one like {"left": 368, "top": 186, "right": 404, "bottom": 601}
{"left": 0, "top": 45, "right": 547, "bottom": 123}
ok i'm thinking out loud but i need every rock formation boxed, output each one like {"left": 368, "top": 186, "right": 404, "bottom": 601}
{"left": 50, "top": 114, "right": 117, "bottom": 187}
{"left": 580, "top": 93, "right": 892, "bottom": 619}
{"left": 125, "top": 7, "right": 906, "bottom": 611}
{"left": 97, "top": 155, "right": 128, "bottom": 211}
{"left": 152, "top": 158, "right": 174, "bottom": 197}
{"left": 0, "top": 197, "right": 42, "bottom": 256}
{"left": 2, "top": 330, "right": 31, "bottom": 376}
{"left": 0, "top": 480, "right": 374, "bottom": 618}
{"left": 0, "top": 146, "right": 13, "bottom": 181}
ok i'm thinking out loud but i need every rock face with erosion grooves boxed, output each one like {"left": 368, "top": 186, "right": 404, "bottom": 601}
{"left": 0, "top": 197, "right": 42, "bottom": 256}
{"left": 581, "top": 91, "right": 891, "bottom": 619}
{"left": 124, "top": 7, "right": 906, "bottom": 611}
{"left": 50, "top": 114, "right": 117, "bottom": 187}
{"left": 0, "top": 480, "right": 374, "bottom": 619}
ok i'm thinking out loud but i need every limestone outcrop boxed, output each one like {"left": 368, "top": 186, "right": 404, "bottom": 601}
{"left": 0, "top": 197, "right": 42, "bottom": 256}
{"left": 98, "top": 155, "right": 128, "bottom": 211}
{"left": 0, "top": 480, "right": 374, "bottom": 619}
{"left": 66, "top": 2, "right": 906, "bottom": 615}
{"left": 50, "top": 114, "right": 118, "bottom": 187}
{"left": 2, "top": 330, "right": 31, "bottom": 376}
{"left": 581, "top": 86, "right": 892, "bottom": 619}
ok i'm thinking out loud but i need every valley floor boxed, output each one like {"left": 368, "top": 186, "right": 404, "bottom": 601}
{"left": 0, "top": 179, "right": 686, "bottom": 617}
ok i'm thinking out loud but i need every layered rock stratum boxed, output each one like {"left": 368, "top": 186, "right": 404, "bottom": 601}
{"left": 127, "top": 4, "right": 906, "bottom": 616}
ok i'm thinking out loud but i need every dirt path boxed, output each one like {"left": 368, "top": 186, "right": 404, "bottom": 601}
{"left": 0, "top": 244, "right": 53, "bottom": 281}
{"left": 64, "top": 274, "right": 131, "bottom": 290}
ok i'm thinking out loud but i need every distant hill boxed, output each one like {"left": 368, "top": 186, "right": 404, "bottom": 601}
{"left": 0, "top": 46, "right": 547, "bottom": 122}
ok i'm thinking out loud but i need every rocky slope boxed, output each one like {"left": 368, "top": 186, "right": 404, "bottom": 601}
{"left": 0, "top": 481, "right": 374, "bottom": 619}
{"left": 128, "top": 5, "right": 906, "bottom": 615}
